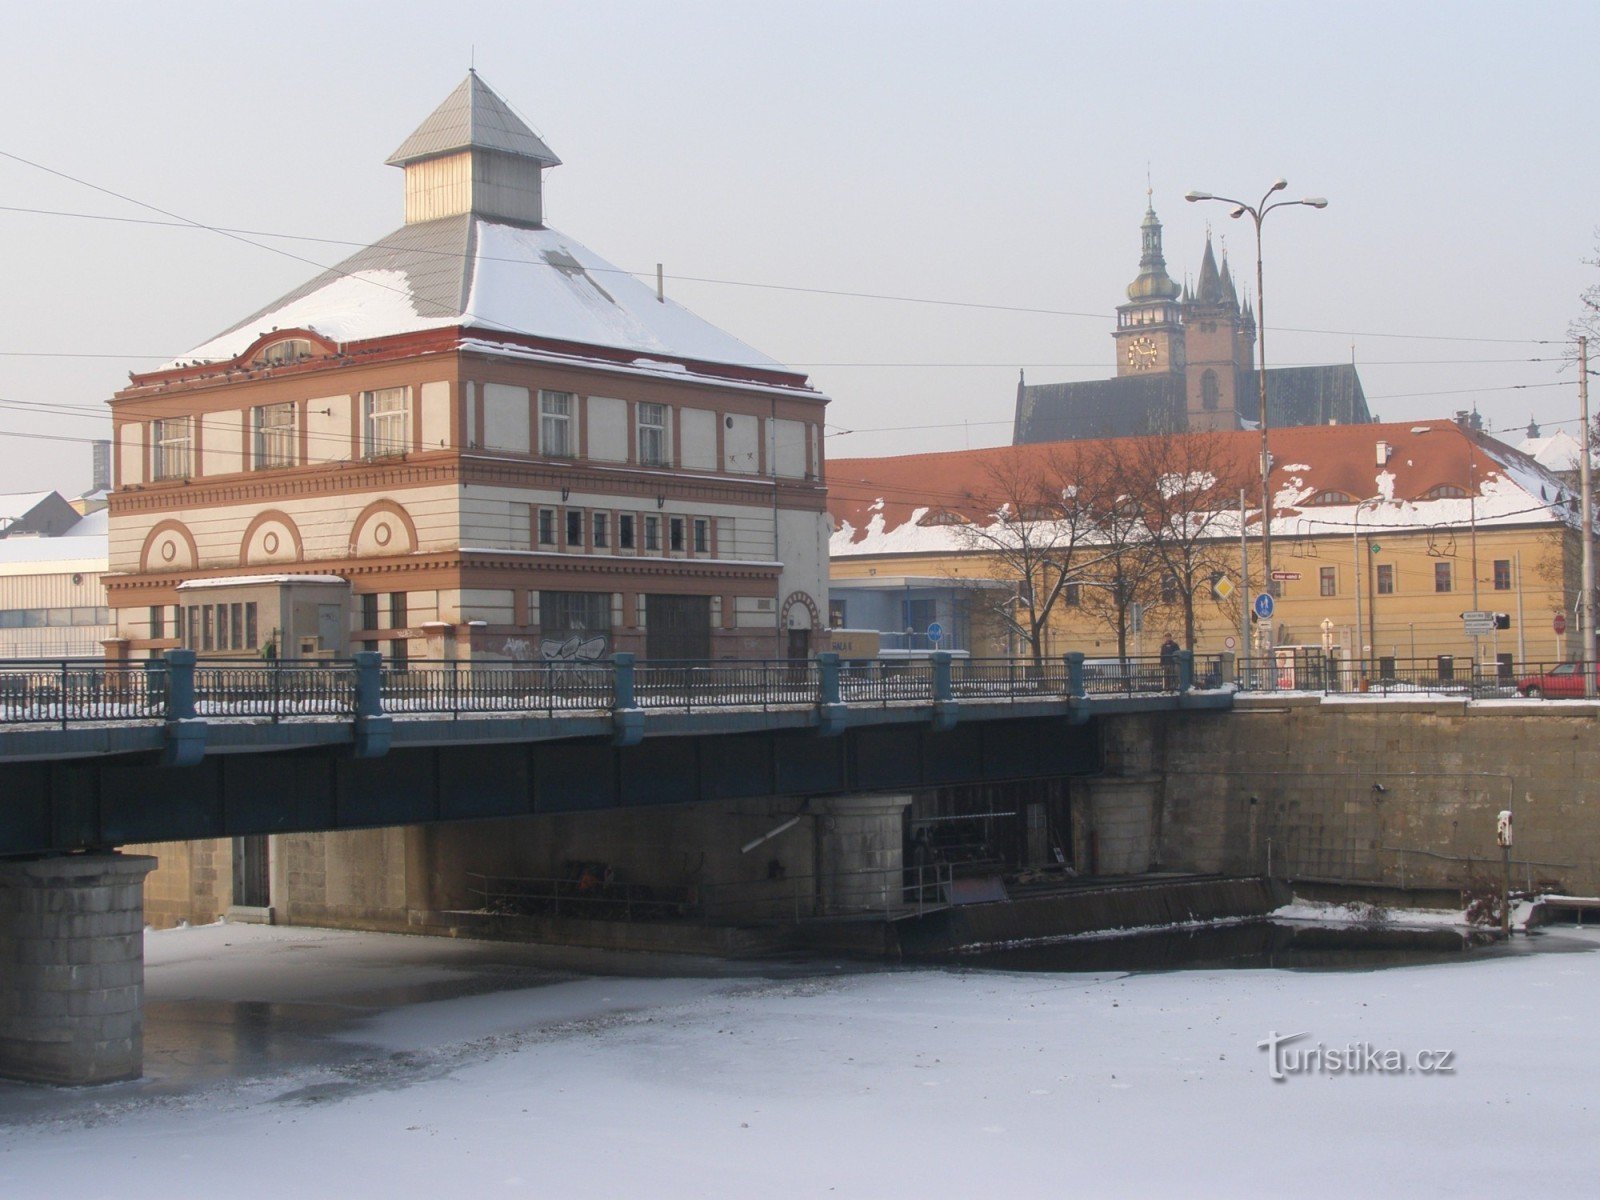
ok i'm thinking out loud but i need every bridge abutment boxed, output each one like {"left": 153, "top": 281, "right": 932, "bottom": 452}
{"left": 0, "top": 853, "right": 157, "bottom": 1086}
{"left": 815, "top": 793, "right": 913, "bottom": 915}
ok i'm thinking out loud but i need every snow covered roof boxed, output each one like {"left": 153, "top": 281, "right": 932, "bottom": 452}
{"left": 177, "top": 574, "right": 349, "bottom": 590}
{"left": 0, "top": 491, "right": 57, "bottom": 524}
{"left": 387, "top": 71, "right": 560, "bottom": 168}
{"left": 0, "top": 508, "right": 107, "bottom": 570}
{"left": 166, "top": 216, "right": 786, "bottom": 376}
{"left": 1516, "top": 429, "right": 1588, "bottom": 473}
{"left": 829, "top": 421, "right": 1577, "bottom": 559}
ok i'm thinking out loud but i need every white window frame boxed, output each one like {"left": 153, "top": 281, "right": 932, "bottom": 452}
{"left": 637, "top": 402, "right": 668, "bottom": 467}
{"left": 592, "top": 511, "right": 610, "bottom": 549}
{"left": 693, "top": 517, "right": 711, "bottom": 555}
{"left": 252, "top": 402, "right": 298, "bottom": 469}
{"left": 362, "top": 387, "right": 410, "bottom": 458}
{"left": 540, "top": 390, "right": 574, "bottom": 457}
{"left": 152, "top": 417, "right": 193, "bottom": 479}
{"left": 643, "top": 514, "right": 661, "bottom": 552}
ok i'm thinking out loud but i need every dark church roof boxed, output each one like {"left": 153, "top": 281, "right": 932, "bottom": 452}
{"left": 1236, "top": 364, "right": 1372, "bottom": 427}
{"left": 1015, "top": 363, "right": 1372, "bottom": 444}
{"left": 1013, "top": 374, "right": 1187, "bottom": 441}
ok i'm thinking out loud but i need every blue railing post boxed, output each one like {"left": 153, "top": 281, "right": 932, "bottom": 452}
{"left": 930, "top": 651, "right": 953, "bottom": 703}
{"left": 817, "top": 652, "right": 841, "bottom": 706}
{"left": 1177, "top": 649, "right": 1194, "bottom": 692}
{"left": 351, "top": 650, "right": 392, "bottom": 758}
{"left": 816, "top": 651, "right": 847, "bottom": 736}
{"left": 160, "top": 649, "right": 206, "bottom": 766}
{"left": 1065, "top": 651, "right": 1086, "bottom": 698}
{"left": 611, "top": 652, "right": 642, "bottom": 746}
{"left": 353, "top": 651, "right": 384, "bottom": 718}
{"left": 164, "top": 649, "right": 197, "bottom": 721}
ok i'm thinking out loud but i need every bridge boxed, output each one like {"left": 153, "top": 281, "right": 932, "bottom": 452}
{"left": 0, "top": 647, "right": 1230, "bottom": 1086}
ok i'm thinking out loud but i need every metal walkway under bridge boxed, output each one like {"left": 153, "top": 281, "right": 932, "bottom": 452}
{"left": 0, "top": 650, "right": 1230, "bottom": 858}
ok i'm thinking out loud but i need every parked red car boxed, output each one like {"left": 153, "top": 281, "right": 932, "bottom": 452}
{"left": 1515, "top": 662, "right": 1600, "bottom": 698}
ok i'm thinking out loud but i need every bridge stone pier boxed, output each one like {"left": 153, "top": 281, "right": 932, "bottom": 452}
{"left": 0, "top": 853, "right": 157, "bottom": 1086}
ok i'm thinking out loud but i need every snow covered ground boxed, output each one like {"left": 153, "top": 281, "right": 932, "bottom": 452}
{"left": 3, "top": 920, "right": 1597, "bottom": 1197}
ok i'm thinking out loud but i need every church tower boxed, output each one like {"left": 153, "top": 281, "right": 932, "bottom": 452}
{"left": 1182, "top": 234, "right": 1247, "bottom": 431}
{"left": 1113, "top": 198, "right": 1186, "bottom": 379}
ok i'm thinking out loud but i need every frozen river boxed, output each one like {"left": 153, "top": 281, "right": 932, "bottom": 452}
{"left": 2, "top": 919, "right": 1597, "bottom": 1197}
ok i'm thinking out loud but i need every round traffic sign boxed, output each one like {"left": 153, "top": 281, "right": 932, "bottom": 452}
{"left": 926, "top": 621, "right": 944, "bottom": 645}
{"left": 1554, "top": 613, "right": 1567, "bottom": 635}
{"left": 1224, "top": 635, "right": 1237, "bottom": 650}
{"left": 1252, "top": 592, "right": 1275, "bottom": 620}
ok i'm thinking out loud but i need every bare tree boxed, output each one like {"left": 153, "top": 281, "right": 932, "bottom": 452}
{"left": 1118, "top": 430, "right": 1252, "bottom": 649}
{"left": 1072, "top": 448, "right": 1167, "bottom": 660}
{"left": 939, "top": 443, "right": 1106, "bottom": 666}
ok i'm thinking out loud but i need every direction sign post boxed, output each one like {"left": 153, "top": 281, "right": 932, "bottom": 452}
{"left": 1461, "top": 610, "right": 1496, "bottom": 637}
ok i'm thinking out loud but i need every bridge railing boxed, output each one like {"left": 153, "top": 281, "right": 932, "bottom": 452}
{"left": 633, "top": 660, "right": 820, "bottom": 711}
{"left": 381, "top": 662, "right": 615, "bottom": 717}
{"left": 193, "top": 660, "right": 357, "bottom": 720}
{"left": 0, "top": 660, "right": 164, "bottom": 727}
{"left": 0, "top": 648, "right": 1233, "bottom": 730}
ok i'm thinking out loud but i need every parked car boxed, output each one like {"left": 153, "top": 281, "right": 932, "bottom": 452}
{"left": 1515, "top": 662, "right": 1600, "bottom": 698}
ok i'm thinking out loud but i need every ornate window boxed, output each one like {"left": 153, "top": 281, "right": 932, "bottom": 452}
{"left": 252, "top": 402, "right": 297, "bottom": 469}
{"left": 152, "top": 417, "right": 193, "bottom": 479}
{"left": 1306, "top": 489, "right": 1354, "bottom": 506}
{"left": 257, "top": 338, "right": 312, "bottom": 366}
{"left": 539, "top": 391, "right": 574, "bottom": 457}
{"left": 362, "top": 388, "right": 409, "bottom": 457}
{"left": 1201, "top": 370, "right": 1220, "bottom": 411}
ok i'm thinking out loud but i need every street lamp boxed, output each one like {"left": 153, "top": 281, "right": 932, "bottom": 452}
{"left": 1353, "top": 496, "right": 1384, "bottom": 679}
{"left": 1186, "top": 181, "right": 1328, "bottom": 647}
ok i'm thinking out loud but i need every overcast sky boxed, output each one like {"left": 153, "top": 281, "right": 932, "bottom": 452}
{"left": 1, "top": 1, "right": 1596, "bottom": 495}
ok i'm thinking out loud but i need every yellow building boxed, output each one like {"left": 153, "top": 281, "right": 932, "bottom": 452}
{"left": 828, "top": 419, "right": 1583, "bottom": 672}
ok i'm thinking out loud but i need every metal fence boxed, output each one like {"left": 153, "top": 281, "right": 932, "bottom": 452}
{"left": 0, "top": 660, "right": 164, "bottom": 727}
{"left": 634, "top": 660, "right": 820, "bottom": 711}
{"left": 193, "top": 660, "right": 356, "bottom": 720}
{"left": 381, "top": 663, "right": 614, "bottom": 717}
{"left": 1236, "top": 655, "right": 1600, "bottom": 700}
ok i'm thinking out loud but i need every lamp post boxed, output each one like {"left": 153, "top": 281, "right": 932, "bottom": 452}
{"left": 1353, "top": 496, "right": 1384, "bottom": 679}
{"left": 1185, "top": 181, "right": 1328, "bottom": 648}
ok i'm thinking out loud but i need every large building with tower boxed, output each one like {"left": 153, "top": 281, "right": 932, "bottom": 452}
{"left": 105, "top": 73, "right": 830, "bottom": 666}
{"left": 1013, "top": 200, "right": 1373, "bottom": 443}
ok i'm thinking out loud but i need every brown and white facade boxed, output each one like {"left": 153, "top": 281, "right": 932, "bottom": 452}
{"left": 106, "top": 73, "right": 829, "bottom": 664}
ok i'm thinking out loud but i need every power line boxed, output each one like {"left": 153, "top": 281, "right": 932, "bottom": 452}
{"left": 0, "top": 190, "right": 1561, "bottom": 349}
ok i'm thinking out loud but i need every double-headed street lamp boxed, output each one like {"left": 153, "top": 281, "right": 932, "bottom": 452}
{"left": 1185, "top": 181, "right": 1328, "bottom": 643}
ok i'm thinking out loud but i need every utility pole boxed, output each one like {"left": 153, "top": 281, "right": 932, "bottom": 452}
{"left": 1580, "top": 336, "right": 1595, "bottom": 696}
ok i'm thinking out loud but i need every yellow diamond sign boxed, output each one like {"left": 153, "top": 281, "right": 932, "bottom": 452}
{"left": 1213, "top": 577, "right": 1236, "bottom": 600}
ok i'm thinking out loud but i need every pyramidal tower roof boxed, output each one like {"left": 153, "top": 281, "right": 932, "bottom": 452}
{"left": 386, "top": 70, "right": 561, "bottom": 168}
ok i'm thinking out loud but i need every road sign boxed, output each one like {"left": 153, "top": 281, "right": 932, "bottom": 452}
{"left": 1213, "top": 577, "right": 1235, "bottom": 600}
{"left": 1252, "top": 592, "right": 1275, "bottom": 621}
{"left": 1270, "top": 570, "right": 1300, "bottom": 581}
{"left": 1462, "top": 610, "right": 1496, "bottom": 636}
{"left": 1554, "top": 613, "right": 1568, "bottom": 635}
{"left": 925, "top": 621, "right": 943, "bottom": 645}
{"left": 1223, "top": 635, "right": 1237, "bottom": 650}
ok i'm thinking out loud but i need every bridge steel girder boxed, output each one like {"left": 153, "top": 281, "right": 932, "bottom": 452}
{"left": 0, "top": 714, "right": 1103, "bottom": 858}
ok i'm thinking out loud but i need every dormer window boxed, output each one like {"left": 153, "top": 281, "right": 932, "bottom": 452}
{"left": 1306, "top": 489, "right": 1354, "bottom": 505}
{"left": 1422, "top": 484, "right": 1469, "bottom": 500}
{"left": 257, "top": 338, "right": 313, "bottom": 367}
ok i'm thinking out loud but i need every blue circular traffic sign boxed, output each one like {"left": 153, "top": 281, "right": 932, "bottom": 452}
{"left": 1252, "top": 592, "right": 1275, "bottom": 620}
{"left": 926, "top": 621, "right": 944, "bottom": 644}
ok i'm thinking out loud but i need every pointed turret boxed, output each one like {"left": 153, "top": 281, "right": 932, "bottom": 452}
{"left": 388, "top": 71, "right": 561, "bottom": 226}
{"left": 1219, "top": 252, "right": 1239, "bottom": 309}
{"left": 1194, "top": 234, "right": 1224, "bottom": 304}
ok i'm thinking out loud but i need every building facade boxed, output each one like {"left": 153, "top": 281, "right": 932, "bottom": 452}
{"left": 1013, "top": 200, "right": 1372, "bottom": 443}
{"left": 106, "top": 73, "right": 830, "bottom": 665}
{"left": 830, "top": 419, "right": 1584, "bottom": 668}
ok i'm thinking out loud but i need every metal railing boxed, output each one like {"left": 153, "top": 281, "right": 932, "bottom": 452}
{"left": 193, "top": 660, "right": 357, "bottom": 720}
{"left": 633, "top": 660, "right": 820, "bottom": 711}
{"left": 1236, "top": 655, "right": 1600, "bottom": 701}
{"left": 382, "top": 663, "right": 614, "bottom": 717}
{"left": 0, "top": 660, "right": 165, "bottom": 727}
{"left": 0, "top": 648, "right": 1228, "bottom": 731}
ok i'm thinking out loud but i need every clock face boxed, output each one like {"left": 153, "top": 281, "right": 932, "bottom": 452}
{"left": 1126, "top": 335, "right": 1160, "bottom": 371}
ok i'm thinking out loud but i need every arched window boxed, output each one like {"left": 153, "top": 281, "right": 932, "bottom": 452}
{"left": 1422, "top": 484, "right": 1469, "bottom": 500}
{"left": 1306, "top": 489, "right": 1354, "bottom": 506}
{"left": 1201, "top": 370, "right": 1220, "bottom": 411}
{"left": 257, "top": 338, "right": 312, "bottom": 366}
